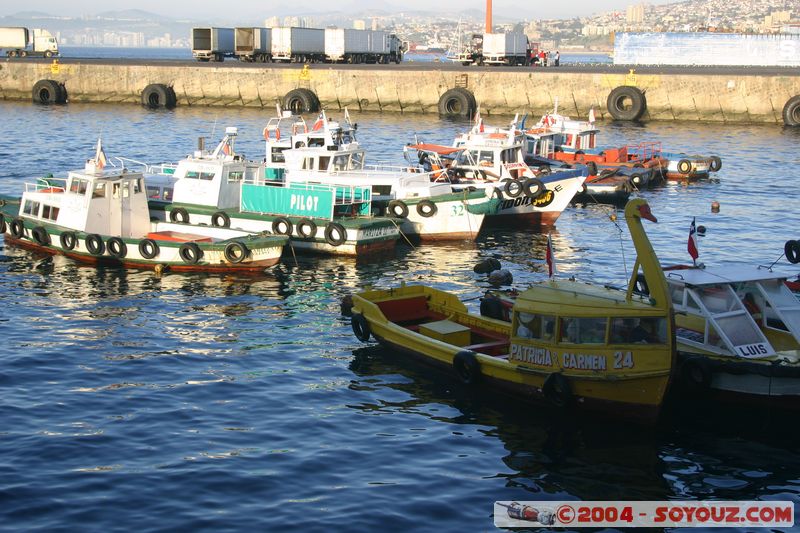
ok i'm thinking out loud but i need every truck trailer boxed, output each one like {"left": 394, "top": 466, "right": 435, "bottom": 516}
{"left": 324, "top": 29, "right": 405, "bottom": 63}
{"left": 192, "top": 27, "right": 235, "bottom": 62}
{"left": 271, "top": 27, "right": 325, "bottom": 63}
{"left": 453, "top": 31, "right": 531, "bottom": 66}
{"left": 0, "top": 27, "right": 59, "bottom": 58}
{"left": 235, "top": 27, "right": 271, "bottom": 62}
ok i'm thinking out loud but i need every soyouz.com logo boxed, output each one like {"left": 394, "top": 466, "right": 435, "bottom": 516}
{"left": 493, "top": 501, "right": 794, "bottom": 528}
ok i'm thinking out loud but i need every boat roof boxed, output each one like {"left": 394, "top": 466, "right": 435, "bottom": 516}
{"left": 515, "top": 280, "right": 662, "bottom": 315}
{"left": 407, "top": 143, "right": 462, "bottom": 156}
{"left": 665, "top": 265, "right": 794, "bottom": 286}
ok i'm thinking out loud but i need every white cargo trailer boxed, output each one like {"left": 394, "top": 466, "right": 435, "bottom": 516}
{"left": 0, "top": 27, "right": 59, "bottom": 58}
{"left": 235, "top": 27, "right": 271, "bottom": 62}
{"left": 482, "top": 32, "right": 530, "bottom": 65}
{"left": 325, "top": 28, "right": 370, "bottom": 62}
{"left": 271, "top": 27, "right": 325, "bottom": 63}
{"left": 192, "top": 27, "right": 235, "bottom": 62}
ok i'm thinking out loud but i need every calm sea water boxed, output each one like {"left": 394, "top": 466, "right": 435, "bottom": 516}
{"left": 1, "top": 100, "right": 799, "bottom": 531}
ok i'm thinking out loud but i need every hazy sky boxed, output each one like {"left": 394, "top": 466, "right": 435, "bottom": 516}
{"left": 1, "top": 0, "right": 678, "bottom": 20}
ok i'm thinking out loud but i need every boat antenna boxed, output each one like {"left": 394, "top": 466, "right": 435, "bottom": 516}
{"left": 210, "top": 117, "right": 218, "bottom": 141}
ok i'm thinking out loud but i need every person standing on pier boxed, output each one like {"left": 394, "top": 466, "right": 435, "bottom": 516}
{"left": 555, "top": 51, "right": 560, "bottom": 66}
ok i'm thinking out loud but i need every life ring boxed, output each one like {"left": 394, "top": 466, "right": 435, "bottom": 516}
{"left": 351, "top": 313, "right": 371, "bottom": 342}
{"left": 272, "top": 217, "right": 293, "bottom": 236}
{"left": 263, "top": 127, "right": 281, "bottom": 141}
{"left": 388, "top": 200, "right": 409, "bottom": 218}
{"left": 0, "top": 214, "right": 6, "bottom": 234}
{"left": 107, "top": 237, "right": 127, "bottom": 259}
{"left": 296, "top": 218, "right": 317, "bottom": 239}
{"left": 324, "top": 222, "right": 347, "bottom": 246}
{"left": 59, "top": 231, "right": 77, "bottom": 250}
{"left": 416, "top": 199, "right": 437, "bottom": 218}
{"left": 10, "top": 218, "right": 25, "bottom": 239}
{"left": 784, "top": 240, "right": 800, "bottom": 264}
{"left": 138, "top": 238, "right": 160, "bottom": 259}
{"left": 85, "top": 234, "right": 105, "bottom": 256}
{"left": 179, "top": 242, "right": 202, "bottom": 264}
{"left": 211, "top": 211, "right": 230, "bottom": 228}
{"left": 523, "top": 178, "right": 546, "bottom": 199}
{"left": 32, "top": 226, "right": 51, "bottom": 246}
{"left": 542, "top": 373, "right": 572, "bottom": 408}
{"left": 223, "top": 241, "right": 249, "bottom": 263}
{"left": 453, "top": 351, "right": 481, "bottom": 385}
{"left": 708, "top": 156, "right": 722, "bottom": 172}
{"left": 680, "top": 357, "right": 711, "bottom": 392}
{"left": 503, "top": 179, "right": 523, "bottom": 198}
{"left": 169, "top": 207, "right": 189, "bottom": 224}
{"left": 677, "top": 159, "right": 692, "bottom": 175}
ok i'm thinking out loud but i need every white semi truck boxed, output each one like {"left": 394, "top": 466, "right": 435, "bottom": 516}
{"left": 271, "top": 27, "right": 325, "bottom": 63}
{"left": 323, "top": 29, "right": 405, "bottom": 64}
{"left": 0, "top": 27, "right": 59, "bottom": 58}
{"left": 234, "top": 27, "right": 271, "bottom": 62}
{"left": 453, "top": 32, "right": 532, "bottom": 66}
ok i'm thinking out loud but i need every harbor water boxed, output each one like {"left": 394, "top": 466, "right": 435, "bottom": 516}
{"left": 1, "top": 100, "right": 799, "bottom": 531}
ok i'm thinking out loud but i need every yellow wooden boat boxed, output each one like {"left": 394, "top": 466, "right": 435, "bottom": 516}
{"left": 350, "top": 199, "right": 676, "bottom": 424}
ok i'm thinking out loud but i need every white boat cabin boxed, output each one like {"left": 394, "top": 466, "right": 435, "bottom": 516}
{"left": 451, "top": 127, "right": 537, "bottom": 181}
{"left": 665, "top": 266, "right": 800, "bottom": 358}
{"left": 18, "top": 161, "right": 151, "bottom": 238}
{"left": 535, "top": 112, "right": 599, "bottom": 152}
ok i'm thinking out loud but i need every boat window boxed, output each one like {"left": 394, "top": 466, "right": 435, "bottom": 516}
{"left": 133, "top": 178, "right": 143, "bottom": 193}
{"left": 186, "top": 170, "right": 200, "bottom": 179}
{"left": 526, "top": 140, "right": 537, "bottom": 154}
{"left": 350, "top": 152, "right": 364, "bottom": 169}
{"left": 479, "top": 151, "right": 494, "bottom": 164}
{"left": 93, "top": 183, "right": 106, "bottom": 198}
{"left": 575, "top": 135, "right": 582, "bottom": 149}
{"left": 716, "top": 315, "right": 768, "bottom": 348}
{"left": 513, "top": 313, "right": 555, "bottom": 340}
{"left": 696, "top": 284, "right": 739, "bottom": 314}
{"left": 122, "top": 182, "right": 130, "bottom": 198}
{"left": 559, "top": 317, "right": 607, "bottom": 344}
{"left": 112, "top": 183, "right": 120, "bottom": 199}
{"left": 69, "top": 178, "right": 89, "bottom": 195}
{"left": 271, "top": 147, "right": 286, "bottom": 164}
{"left": 565, "top": 134, "right": 574, "bottom": 147}
{"left": 163, "top": 187, "right": 173, "bottom": 201}
{"left": 227, "top": 171, "right": 244, "bottom": 182}
{"left": 318, "top": 156, "right": 332, "bottom": 171}
{"left": 610, "top": 317, "right": 666, "bottom": 344}
{"left": 302, "top": 158, "right": 314, "bottom": 170}
{"left": 200, "top": 172, "right": 215, "bottom": 181}
{"left": 147, "top": 186, "right": 162, "bottom": 199}
{"left": 332, "top": 155, "right": 349, "bottom": 171}
{"left": 589, "top": 133, "right": 596, "bottom": 149}
{"left": 23, "top": 200, "right": 40, "bottom": 216}
{"left": 41, "top": 205, "right": 59, "bottom": 221}
{"left": 308, "top": 136, "right": 325, "bottom": 147}
{"left": 755, "top": 280, "right": 800, "bottom": 333}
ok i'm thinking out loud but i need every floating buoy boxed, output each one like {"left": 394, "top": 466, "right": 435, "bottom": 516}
{"left": 711, "top": 201, "right": 720, "bottom": 213}
{"left": 474, "top": 257, "right": 502, "bottom": 274}
{"left": 697, "top": 225, "right": 706, "bottom": 236}
{"left": 488, "top": 269, "right": 513, "bottom": 286}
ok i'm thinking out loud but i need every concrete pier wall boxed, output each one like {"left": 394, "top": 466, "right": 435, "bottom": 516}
{"left": 1, "top": 61, "right": 800, "bottom": 123}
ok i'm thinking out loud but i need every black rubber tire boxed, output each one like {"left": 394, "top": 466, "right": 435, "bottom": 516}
{"left": 479, "top": 297, "right": 505, "bottom": 321}
{"left": 296, "top": 218, "right": 317, "bottom": 239}
{"left": 504, "top": 179, "right": 523, "bottom": 198}
{"left": 352, "top": 313, "right": 371, "bottom": 342}
{"left": 680, "top": 357, "right": 712, "bottom": 392}
{"left": 606, "top": 86, "right": 647, "bottom": 121}
{"left": 453, "top": 351, "right": 481, "bottom": 385}
{"left": 0, "top": 214, "right": 5, "bottom": 234}
{"left": 283, "top": 88, "right": 320, "bottom": 113}
{"left": 709, "top": 156, "right": 722, "bottom": 172}
{"left": 85, "top": 234, "right": 105, "bottom": 256}
{"left": 438, "top": 88, "right": 477, "bottom": 118}
{"left": 179, "top": 242, "right": 203, "bottom": 264}
{"left": 586, "top": 161, "right": 598, "bottom": 176}
{"left": 32, "top": 79, "right": 65, "bottom": 105}
{"left": 10, "top": 219, "right": 25, "bottom": 239}
{"left": 107, "top": 237, "right": 127, "bottom": 259}
{"left": 523, "top": 178, "right": 546, "bottom": 199}
{"left": 223, "top": 241, "right": 249, "bottom": 263}
{"left": 272, "top": 217, "right": 293, "bottom": 236}
{"left": 542, "top": 373, "right": 572, "bottom": 408}
{"left": 539, "top": 165, "right": 552, "bottom": 175}
{"left": 324, "top": 222, "right": 347, "bottom": 246}
{"left": 782, "top": 95, "right": 800, "bottom": 127}
{"left": 141, "top": 83, "right": 177, "bottom": 109}
{"left": 138, "top": 238, "right": 160, "bottom": 259}
{"left": 59, "top": 231, "right": 77, "bottom": 250}
{"left": 630, "top": 172, "right": 644, "bottom": 186}
{"left": 785, "top": 240, "right": 800, "bottom": 264}
{"left": 169, "top": 207, "right": 189, "bottom": 224}
{"left": 416, "top": 199, "right": 438, "bottom": 218}
{"left": 677, "top": 159, "right": 692, "bottom": 175}
{"left": 211, "top": 211, "right": 230, "bottom": 228}
{"left": 32, "top": 226, "right": 51, "bottom": 246}
{"left": 388, "top": 200, "right": 409, "bottom": 218}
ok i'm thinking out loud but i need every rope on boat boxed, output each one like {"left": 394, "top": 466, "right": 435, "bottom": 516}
{"left": 389, "top": 218, "right": 416, "bottom": 248}
{"left": 288, "top": 240, "right": 299, "bottom": 267}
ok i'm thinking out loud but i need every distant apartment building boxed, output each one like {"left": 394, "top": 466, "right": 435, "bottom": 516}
{"left": 264, "top": 16, "right": 280, "bottom": 28}
{"left": 353, "top": 19, "right": 366, "bottom": 30}
{"left": 626, "top": 3, "right": 645, "bottom": 24}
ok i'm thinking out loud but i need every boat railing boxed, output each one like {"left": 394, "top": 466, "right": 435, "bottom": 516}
{"left": 626, "top": 142, "right": 663, "bottom": 161}
{"left": 114, "top": 157, "right": 178, "bottom": 176}
{"left": 25, "top": 177, "right": 68, "bottom": 193}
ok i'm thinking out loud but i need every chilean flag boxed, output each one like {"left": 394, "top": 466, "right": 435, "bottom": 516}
{"left": 688, "top": 217, "right": 699, "bottom": 263}
{"left": 312, "top": 112, "right": 325, "bottom": 131}
{"left": 546, "top": 233, "right": 557, "bottom": 277}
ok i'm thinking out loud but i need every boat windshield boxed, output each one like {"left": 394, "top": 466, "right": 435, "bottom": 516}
{"left": 688, "top": 284, "right": 775, "bottom": 358}
{"left": 746, "top": 279, "right": 800, "bottom": 340}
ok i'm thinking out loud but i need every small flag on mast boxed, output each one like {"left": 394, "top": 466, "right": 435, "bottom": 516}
{"left": 687, "top": 217, "right": 699, "bottom": 264}
{"left": 94, "top": 138, "right": 107, "bottom": 170}
{"left": 588, "top": 106, "right": 596, "bottom": 124}
{"left": 312, "top": 111, "right": 326, "bottom": 131}
{"left": 546, "top": 234, "right": 557, "bottom": 277}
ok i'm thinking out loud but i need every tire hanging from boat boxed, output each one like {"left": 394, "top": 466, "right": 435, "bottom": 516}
{"left": 85, "top": 234, "right": 105, "bottom": 256}
{"left": 785, "top": 240, "right": 800, "bottom": 264}
{"left": 59, "top": 231, "right": 77, "bottom": 250}
{"left": 677, "top": 159, "right": 692, "bottom": 175}
{"left": 211, "top": 211, "right": 231, "bottom": 228}
{"left": 0, "top": 214, "right": 5, "bottom": 234}
{"left": 523, "top": 178, "right": 546, "bottom": 199}
{"left": 179, "top": 242, "right": 202, "bottom": 264}
{"left": 324, "top": 222, "right": 347, "bottom": 246}
{"left": 223, "top": 241, "right": 248, "bottom": 263}
{"left": 351, "top": 313, "right": 371, "bottom": 342}
{"left": 503, "top": 179, "right": 523, "bottom": 198}
{"left": 169, "top": 207, "right": 190, "bottom": 224}
{"left": 388, "top": 200, "right": 409, "bottom": 219}
{"left": 416, "top": 199, "right": 437, "bottom": 218}
{"left": 32, "top": 226, "right": 51, "bottom": 246}
{"left": 10, "top": 218, "right": 25, "bottom": 239}
{"left": 708, "top": 156, "right": 722, "bottom": 172}
{"left": 296, "top": 218, "right": 317, "bottom": 239}
{"left": 138, "top": 238, "right": 160, "bottom": 259}
{"left": 272, "top": 217, "right": 293, "bottom": 236}
{"left": 453, "top": 351, "right": 481, "bottom": 385}
{"left": 107, "top": 237, "right": 127, "bottom": 259}
{"left": 679, "top": 357, "right": 711, "bottom": 392}
{"left": 542, "top": 372, "right": 572, "bottom": 408}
